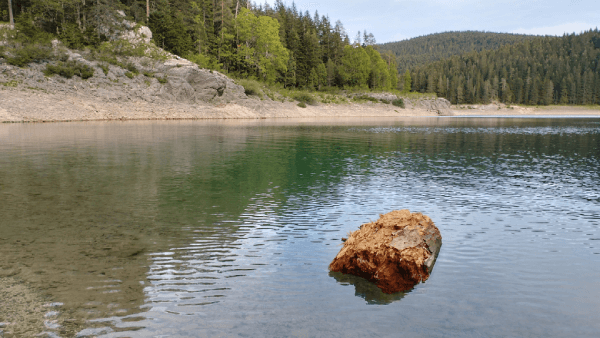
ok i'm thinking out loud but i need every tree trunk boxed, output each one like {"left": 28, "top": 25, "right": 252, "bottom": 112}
{"left": 147, "top": 0, "right": 150, "bottom": 19}
{"left": 7, "top": 0, "right": 14, "bottom": 28}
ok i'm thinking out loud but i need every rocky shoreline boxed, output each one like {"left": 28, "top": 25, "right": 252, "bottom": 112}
{"left": 0, "top": 48, "right": 458, "bottom": 123}
{"left": 1, "top": 53, "right": 598, "bottom": 123}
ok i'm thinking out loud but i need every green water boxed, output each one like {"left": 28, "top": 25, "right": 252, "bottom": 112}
{"left": 0, "top": 117, "right": 599, "bottom": 337}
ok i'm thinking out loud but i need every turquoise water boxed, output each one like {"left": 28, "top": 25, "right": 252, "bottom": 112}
{"left": 0, "top": 117, "right": 599, "bottom": 337}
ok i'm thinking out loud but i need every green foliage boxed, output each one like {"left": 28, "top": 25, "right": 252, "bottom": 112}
{"left": 392, "top": 98, "right": 405, "bottom": 108}
{"left": 99, "top": 63, "right": 109, "bottom": 76}
{"left": 292, "top": 93, "right": 317, "bottom": 105}
{"left": 238, "top": 79, "right": 263, "bottom": 97}
{"left": 125, "top": 63, "right": 139, "bottom": 74}
{"left": 186, "top": 53, "right": 222, "bottom": 71}
{"left": 1, "top": 80, "right": 19, "bottom": 87}
{"left": 236, "top": 8, "right": 290, "bottom": 83}
{"left": 403, "top": 70, "right": 412, "bottom": 93}
{"left": 411, "top": 29, "right": 600, "bottom": 105}
{"left": 157, "top": 75, "right": 168, "bottom": 84}
{"left": 59, "top": 23, "right": 105, "bottom": 49}
{"left": 353, "top": 95, "right": 379, "bottom": 103}
{"left": 125, "top": 71, "right": 135, "bottom": 79}
{"left": 4, "top": 43, "right": 52, "bottom": 67}
{"left": 379, "top": 31, "right": 542, "bottom": 75}
{"left": 143, "top": 71, "right": 154, "bottom": 78}
{"left": 148, "top": 9, "right": 193, "bottom": 56}
{"left": 297, "top": 102, "right": 307, "bottom": 108}
{"left": 338, "top": 45, "right": 370, "bottom": 88}
{"left": 44, "top": 61, "right": 95, "bottom": 79}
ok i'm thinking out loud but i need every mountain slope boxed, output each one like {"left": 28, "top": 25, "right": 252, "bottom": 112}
{"left": 409, "top": 29, "right": 600, "bottom": 105}
{"left": 379, "top": 31, "right": 545, "bottom": 74}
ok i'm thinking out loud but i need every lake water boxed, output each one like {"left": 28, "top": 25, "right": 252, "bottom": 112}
{"left": 0, "top": 117, "right": 599, "bottom": 337}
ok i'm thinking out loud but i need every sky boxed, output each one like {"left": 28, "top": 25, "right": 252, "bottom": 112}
{"left": 261, "top": 0, "right": 599, "bottom": 43}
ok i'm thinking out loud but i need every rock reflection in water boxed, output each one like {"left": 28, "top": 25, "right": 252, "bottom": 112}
{"left": 329, "top": 271, "right": 409, "bottom": 305}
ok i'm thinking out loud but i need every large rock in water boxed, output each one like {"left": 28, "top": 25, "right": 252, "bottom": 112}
{"left": 329, "top": 210, "right": 442, "bottom": 293}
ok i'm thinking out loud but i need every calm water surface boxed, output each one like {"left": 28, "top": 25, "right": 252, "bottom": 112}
{"left": 0, "top": 117, "right": 599, "bottom": 337}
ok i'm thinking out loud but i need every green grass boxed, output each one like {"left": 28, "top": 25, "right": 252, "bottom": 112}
{"left": 1, "top": 80, "right": 19, "bottom": 87}
{"left": 124, "top": 71, "right": 135, "bottom": 79}
{"left": 297, "top": 102, "right": 307, "bottom": 108}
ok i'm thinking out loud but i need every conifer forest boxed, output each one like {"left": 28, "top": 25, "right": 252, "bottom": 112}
{"left": 1, "top": 0, "right": 599, "bottom": 105}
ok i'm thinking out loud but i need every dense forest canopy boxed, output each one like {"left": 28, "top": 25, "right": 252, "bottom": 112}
{"left": 409, "top": 29, "right": 600, "bottom": 105}
{"left": 378, "top": 31, "right": 544, "bottom": 75}
{"left": 0, "top": 0, "right": 397, "bottom": 90}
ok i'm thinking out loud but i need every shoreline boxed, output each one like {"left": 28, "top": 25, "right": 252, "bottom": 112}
{"left": 2, "top": 87, "right": 599, "bottom": 124}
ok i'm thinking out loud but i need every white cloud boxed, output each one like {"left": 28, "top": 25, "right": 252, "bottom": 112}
{"left": 512, "top": 22, "right": 596, "bottom": 36}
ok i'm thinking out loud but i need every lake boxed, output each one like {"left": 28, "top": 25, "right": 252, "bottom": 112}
{"left": 0, "top": 117, "right": 599, "bottom": 337}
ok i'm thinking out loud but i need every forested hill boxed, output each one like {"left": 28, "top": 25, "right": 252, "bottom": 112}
{"left": 0, "top": 0, "right": 398, "bottom": 91}
{"left": 409, "top": 29, "right": 600, "bottom": 105}
{"left": 379, "top": 31, "right": 542, "bottom": 74}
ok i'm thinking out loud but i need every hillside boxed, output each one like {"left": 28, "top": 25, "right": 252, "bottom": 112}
{"left": 409, "top": 29, "right": 600, "bottom": 105}
{"left": 379, "top": 31, "right": 544, "bottom": 74}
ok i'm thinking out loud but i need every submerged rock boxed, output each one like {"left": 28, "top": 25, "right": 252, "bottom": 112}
{"left": 329, "top": 210, "right": 442, "bottom": 293}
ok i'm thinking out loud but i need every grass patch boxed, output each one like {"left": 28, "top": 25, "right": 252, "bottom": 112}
{"left": 392, "top": 98, "right": 405, "bottom": 108}
{"left": 1, "top": 80, "right": 19, "bottom": 87}
{"left": 297, "top": 102, "right": 307, "bottom": 108}
{"left": 124, "top": 71, "right": 135, "bottom": 79}
{"left": 44, "top": 61, "right": 94, "bottom": 79}
{"left": 143, "top": 71, "right": 154, "bottom": 78}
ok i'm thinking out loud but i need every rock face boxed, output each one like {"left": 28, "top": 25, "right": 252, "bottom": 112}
{"left": 329, "top": 210, "right": 442, "bottom": 293}
{"left": 153, "top": 58, "right": 246, "bottom": 103}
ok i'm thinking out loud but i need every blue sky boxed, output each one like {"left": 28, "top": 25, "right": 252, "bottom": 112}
{"left": 261, "top": 0, "right": 599, "bottom": 43}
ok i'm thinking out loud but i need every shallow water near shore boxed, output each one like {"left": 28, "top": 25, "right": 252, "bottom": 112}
{"left": 1, "top": 117, "right": 599, "bottom": 337}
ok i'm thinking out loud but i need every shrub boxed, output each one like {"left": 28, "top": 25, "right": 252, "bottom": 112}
{"left": 380, "top": 99, "right": 391, "bottom": 104}
{"left": 392, "top": 98, "right": 405, "bottom": 108}
{"left": 238, "top": 79, "right": 262, "bottom": 97}
{"left": 297, "top": 102, "right": 307, "bottom": 108}
{"left": 157, "top": 75, "right": 168, "bottom": 84}
{"left": 143, "top": 71, "right": 154, "bottom": 77}
{"left": 44, "top": 61, "right": 95, "bottom": 79}
{"left": 5, "top": 43, "right": 52, "bottom": 67}
{"left": 125, "top": 71, "right": 135, "bottom": 79}
{"left": 99, "top": 63, "right": 109, "bottom": 76}
{"left": 352, "top": 94, "right": 379, "bottom": 103}
{"left": 125, "top": 62, "right": 139, "bottom": 74}
{"left": 292, "top": 93, "right": 317, "bottom": 105}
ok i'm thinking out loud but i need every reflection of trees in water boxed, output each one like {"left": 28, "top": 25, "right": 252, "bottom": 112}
{"left": 329, "top": 271, "right": 409, "bottom": 305}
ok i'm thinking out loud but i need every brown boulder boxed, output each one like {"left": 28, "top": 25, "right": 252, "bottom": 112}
{"left": 329, "top": 210, "right": 442, "bottom": 293}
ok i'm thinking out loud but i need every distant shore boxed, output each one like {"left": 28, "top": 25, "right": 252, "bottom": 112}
{"left": 451, "top": 103, "right": 600, "bottom": 116}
